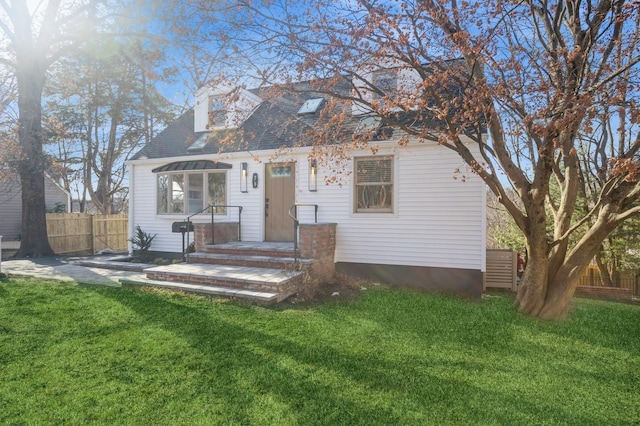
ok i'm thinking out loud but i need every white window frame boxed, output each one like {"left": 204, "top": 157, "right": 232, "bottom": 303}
{"left": 353, "top": 155, "right": 394, "bottom": 214}
{"left": 208, "top": 96, "right": 226, "bottom": 127}
{"left": 157, "top": 170, "right": 227, "bottom": 216}
{"left": 372, "top": 70, "right": 397, "bottom": 100}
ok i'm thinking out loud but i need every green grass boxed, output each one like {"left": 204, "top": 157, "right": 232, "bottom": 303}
{"left": 1, "top": 278, "right": 639, "bottom": 425}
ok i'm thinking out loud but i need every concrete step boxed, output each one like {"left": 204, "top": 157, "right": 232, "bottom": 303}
{"left": 141, "top": 263, "right": 302, "bottom": 301}
{"left": 72, "top": 257, "right": 152, "bottom": 272}
{"left": 120, "top": 277, "right": 280, "bottom": 303}
{"left": 188, "top": 252, "right": 313, "bottom": 270}
{"left": 200, "top": 241, "right": 296, "bottom": 258}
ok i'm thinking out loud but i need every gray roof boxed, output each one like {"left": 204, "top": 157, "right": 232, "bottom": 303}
{"left": 132, "top": 109, "right": 198, "bottom": 160}
{"left": 131, "top": 76, "right": 482, "bottom": 162}
{"left": 131, "top": 85, "right": 358, "bottom": 161}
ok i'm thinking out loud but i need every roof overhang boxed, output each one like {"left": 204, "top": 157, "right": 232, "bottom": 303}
{"left": 151, "top": 160, "right": 232, "bottom": 173}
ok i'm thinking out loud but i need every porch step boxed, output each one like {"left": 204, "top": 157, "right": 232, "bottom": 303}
{"left": 134, "top": 263, "right": 303, "bottom": 302}
{"left": 188, "top": 252, "right": 313, "bottom": 270}
{"left": 200, "top": 241, "right": 296, "bottom": 258}
{"left": 120, "top": 277, "right": 280, "bottom": 303}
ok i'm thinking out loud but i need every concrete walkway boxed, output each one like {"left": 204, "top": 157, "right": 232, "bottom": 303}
{"left": 0, "top": 256, "right": 146, "bottom": 287}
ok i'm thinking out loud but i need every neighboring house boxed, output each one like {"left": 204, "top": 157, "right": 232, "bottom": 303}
{"left": 127, "top": 74, "right": 487, "bottom": 297}
{"left": 71, "top": 199, "right": 99, "bottom": 214}
{"left": 0, "top": 172, "right": 71, "bottom": 240}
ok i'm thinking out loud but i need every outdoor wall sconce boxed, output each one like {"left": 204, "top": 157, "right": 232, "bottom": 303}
{"left": 240, "top": 162, "right": 248, "bottom": 193}
{"left": 309, "top": 159, "right": 317, "bottom": 192}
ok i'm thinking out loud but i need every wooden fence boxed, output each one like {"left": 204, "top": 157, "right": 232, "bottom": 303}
{"left": 578, "top": 264, "right": 638, "bottom": 296}
{"left": 46, "top": 213, "right": 128, "bottom": 255}
{"left": 485, "top": 249, "right": 639, "bottom": 297}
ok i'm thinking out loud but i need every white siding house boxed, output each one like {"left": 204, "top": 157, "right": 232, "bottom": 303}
{"left": 127, "top": 77, "right": 487, "bottom": 297}
{"left": 0, "top": 173, "right": 71, "bottom": 241}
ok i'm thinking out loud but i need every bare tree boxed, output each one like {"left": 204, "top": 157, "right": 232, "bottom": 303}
{"left": 0, "top": 0, "right": 109, "bottom": 255}
{"left": 46, "top": 40, "right": 176, "bottom": 214}
{"left": 0, "top": 0, "right": 164, "bottom": 255}
{"left": 208, "top": 0, "right": 640, "bottom": 318}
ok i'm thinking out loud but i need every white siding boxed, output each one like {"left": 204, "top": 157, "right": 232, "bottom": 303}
{"left": 0, "top": 176, "right": 22, "bottom": 240}
{"left": 351, "top": 59, "right": 424, "bottom": 116}
{"left": 44, "top": 178, "right": 70, "bottom": 211}
{"left": 297, "top": 143, "right": 485, "bottom": 271}
{"left": 128, "top": 142, "right": 485, "bottom": 271}
{"left": 193, "top": 85, "right": 262, "bottom": 132}
{"left": 0, "top": 175, "right": 70, "bottom": 240}
{"left": 129, "top": 153, "right": 266, "bottom": 253}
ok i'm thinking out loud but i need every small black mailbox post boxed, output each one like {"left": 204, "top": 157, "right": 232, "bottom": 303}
{"left": 172, "top": 221, "right": 194, "bottom": 261}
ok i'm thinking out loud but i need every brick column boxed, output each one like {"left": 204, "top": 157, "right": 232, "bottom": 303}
{"left": 194, "top": 222, "right": 239, "bottom": 251}
{"left": 299, "top": 223, "right": 337, "bottom": 282}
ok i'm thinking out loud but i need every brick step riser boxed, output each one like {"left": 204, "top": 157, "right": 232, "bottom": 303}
{"left": 146, "top": 271, "right": 302, "bottom": 294}
{"left": 187, "top": 256, "right": 309, "bottom": 271}
{"left": 200, "top": 247, "right": 296, "bottom": 258}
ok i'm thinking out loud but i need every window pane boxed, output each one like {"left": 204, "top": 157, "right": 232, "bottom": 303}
{"left": 171, "top": 174, "right": 184, "bottom": 213}
{"left": 208, "top": 172, "right": 226, "bottom": 214}
{"left": 187, "top": 174, "right": 203, "bottom": 213}
{"left": 208, "top": 96, "right": 226, "bottom": 126}
{"left": 357, "top": 185, "right": 392, "bottom": 211}
{"left": 157, "top": 174, "right": 168, "bottom": 214}
{"left": 269, "top": 165, "right": 292, "bottom": 177}
{"left": 356, "top": 158, "right": 392, "bottom": 183}
{"left": 355, "top": 157, "right": 393, "bottom": 213}
{"left": 372, "top": 71, "right": 397, "bottom": 99}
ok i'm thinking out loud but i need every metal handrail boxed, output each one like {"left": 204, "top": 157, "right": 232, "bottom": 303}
{"left": 288, "top": 204, "right": 318, "bottom": 263}
{"left": 185, "top": 204, "right": 243, "bottom": 261}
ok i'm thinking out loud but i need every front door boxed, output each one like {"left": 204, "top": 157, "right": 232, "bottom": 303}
{"left": 265, "top": 162, "right": 295, "bottom": 241}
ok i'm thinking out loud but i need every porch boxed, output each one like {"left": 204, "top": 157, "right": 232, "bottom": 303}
{"left": 121, "top": 223, "right": 337, "bottom": 303}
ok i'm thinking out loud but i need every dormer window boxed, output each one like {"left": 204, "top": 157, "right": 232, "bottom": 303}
{"left": 208, "top": 96, "right": 226, "bottom": 127}
{"left": 355, "top": 115, "right": 382, "bottom": 135}
{"left": 372, "top": 70, "right": 397, "bottom": 99}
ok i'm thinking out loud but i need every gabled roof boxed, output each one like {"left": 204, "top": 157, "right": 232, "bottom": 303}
{"left": 132, "top": 74, "right": 484, "bottom": 162}
{"left": 131, "top": 87, "right": 357, "bottom": 161}
{"left": 132, "top": 110, "right": 199, "bottom": 160}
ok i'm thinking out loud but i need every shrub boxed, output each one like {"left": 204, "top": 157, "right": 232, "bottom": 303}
{"left": 128, "top": 225, "right": 156, "bottom": 263}
{"left": 47, "top": 202, "right": 67, "bottom": 213}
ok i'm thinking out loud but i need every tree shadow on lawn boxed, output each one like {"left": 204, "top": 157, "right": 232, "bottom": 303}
{"left": 538, "top": 298, "right": 640, "bottom": 353}
{"left": 91, "top": 286, "right": 608, "bottom": 425}
{"left": 321, "top": 289, "right": 640, "bottom": 400}
{"left": 343, "top": 287, "right": 640, "bottom": 357}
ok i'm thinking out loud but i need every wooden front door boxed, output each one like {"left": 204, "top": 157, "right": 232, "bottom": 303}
{"left": 265, "top": 163, "right": 295, "bottom": 241}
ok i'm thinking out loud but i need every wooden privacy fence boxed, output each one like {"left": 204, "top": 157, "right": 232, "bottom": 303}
{"left": 578, "top": 264, "right": 639, "bottom": 296}
{"left": 46, "top": 213, "right": 128, "bottom": 255}
{"left": 485, "top": 249, "right": 639, "bottom": 297}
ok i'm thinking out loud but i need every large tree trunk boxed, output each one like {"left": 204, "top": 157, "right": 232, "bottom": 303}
{"left": 515, "top": 243, "right": 549, "bottom": 316}
{"left": 516, "top": 210, "right": 621, "bottom": 319}
{"left": 14, "top": 62, "right": 54, "bottom": 257}
{"left": 517, "top": 255, "right": 586, "bottom": 319}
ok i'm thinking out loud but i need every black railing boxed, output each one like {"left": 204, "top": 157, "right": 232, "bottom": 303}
{"left": 288, "top": 204, "right": 318, "bottom": 263}
{"left": 185, "top": 204, "right": 243, "bottom": 261}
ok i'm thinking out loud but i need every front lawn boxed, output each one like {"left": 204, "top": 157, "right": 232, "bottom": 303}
{"left": 0, "top": 278, "right": 638, "bottom": 425}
